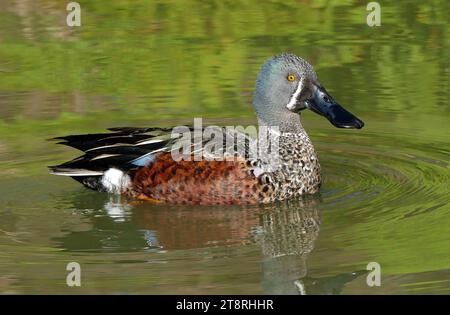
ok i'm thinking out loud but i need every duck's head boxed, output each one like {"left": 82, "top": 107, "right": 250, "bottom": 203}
{"left": 254, "top": 53, "right": 364, "bottom": 133}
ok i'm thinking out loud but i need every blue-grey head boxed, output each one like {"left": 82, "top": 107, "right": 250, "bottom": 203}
{"left": 253, "top": 53, "right": 364, "bottom": 133}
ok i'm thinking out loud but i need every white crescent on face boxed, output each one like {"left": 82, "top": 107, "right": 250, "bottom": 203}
{"left": 286, "top": 76, "right": 304, "bottom": 111}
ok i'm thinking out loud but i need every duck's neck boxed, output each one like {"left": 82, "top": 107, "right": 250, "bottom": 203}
{"left": 257, "top": 113, "right": 306, "bottom": 135}
{"left": 256, "top": 115, "right": 317, "bottom": 169}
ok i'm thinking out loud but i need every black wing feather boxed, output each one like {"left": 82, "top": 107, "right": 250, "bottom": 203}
{"left": 49, "top": 127, "right": 175, "bottom": 175}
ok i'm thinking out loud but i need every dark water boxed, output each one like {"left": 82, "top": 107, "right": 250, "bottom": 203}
{"left": 0, "top": 1, "right": 449, "bottom": 294}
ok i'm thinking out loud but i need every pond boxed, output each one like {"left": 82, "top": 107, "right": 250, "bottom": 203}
{"left": 0, "top": 0, "right": 449, "bottom": 294}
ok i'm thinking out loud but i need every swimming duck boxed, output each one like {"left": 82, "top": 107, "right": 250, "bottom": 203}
{"left": 49, "top": 53, "right": 364, "bottom": 205}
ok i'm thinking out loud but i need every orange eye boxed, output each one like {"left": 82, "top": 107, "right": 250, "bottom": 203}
{"left": 287, "top": 74, "right": 296, "bottom": 81}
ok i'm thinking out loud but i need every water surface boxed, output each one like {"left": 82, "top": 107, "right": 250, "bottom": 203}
{"left": 0, "top": 0, "right": 449, "bottom": 294}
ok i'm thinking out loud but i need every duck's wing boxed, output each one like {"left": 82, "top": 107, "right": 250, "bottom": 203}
{"left": 49, "top": 126, "right": 254, "bottom": 177}
{"left": 49, "top": 127, "right": 175, "bottom": 176}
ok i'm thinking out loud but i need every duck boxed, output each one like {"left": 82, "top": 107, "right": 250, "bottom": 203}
{"left": 49, "top": 53, "right": 364, "bottom": 205}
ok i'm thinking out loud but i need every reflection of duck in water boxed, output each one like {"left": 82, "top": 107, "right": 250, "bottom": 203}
{"left": 254, "top": 199, "right": 320, "bottom": 294}
{"left": 52, "top": 191, "right": 262, "bottom": 251}
{"left": 55, "top": 192, "right": 363, "bottom": 293}
{"left": 254, "top": 199, "right": 364, "bottom": 294}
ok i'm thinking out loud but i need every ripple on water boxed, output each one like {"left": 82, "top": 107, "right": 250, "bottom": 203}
{"left": 317, "top": 129, "right": 449, "bottom": 218}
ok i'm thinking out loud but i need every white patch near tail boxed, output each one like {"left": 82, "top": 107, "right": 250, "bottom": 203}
{"left": 101, "top": 168, "right": 132, "bottom": 194}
